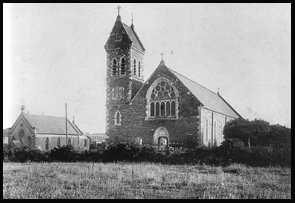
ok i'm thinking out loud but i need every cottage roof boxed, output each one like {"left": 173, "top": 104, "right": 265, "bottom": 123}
{"left": 23, "top": 114, "right": 82, "bottom": 135}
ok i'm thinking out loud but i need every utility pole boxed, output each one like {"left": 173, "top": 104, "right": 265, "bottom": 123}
{"left": 65, "top": 103, "right": 68, "bottom": 146}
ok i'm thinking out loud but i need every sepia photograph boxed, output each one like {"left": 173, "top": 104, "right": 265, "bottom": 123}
{"left": 3, "top": 3, "right": 291, "bottom": 199}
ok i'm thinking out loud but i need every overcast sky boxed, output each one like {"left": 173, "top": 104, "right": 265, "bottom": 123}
{"left": 3, "top": 3, "right": 291, "bottom": 133}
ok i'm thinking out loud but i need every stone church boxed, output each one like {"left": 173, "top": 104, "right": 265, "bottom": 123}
{"left": 105, "top": 11, "right": 242, "bottom": 149}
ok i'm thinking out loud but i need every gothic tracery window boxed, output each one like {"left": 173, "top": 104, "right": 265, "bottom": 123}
{"left": 148, "top": 80, "right": 177, "bottom": 118}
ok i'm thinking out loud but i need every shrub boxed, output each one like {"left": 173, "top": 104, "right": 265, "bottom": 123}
{"left": 48, "top": 145, "right": 77, "bottom": 162}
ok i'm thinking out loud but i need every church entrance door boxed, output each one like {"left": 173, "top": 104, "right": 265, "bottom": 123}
{"left": 153, "top": 127, "right": 169, "bottom": 150}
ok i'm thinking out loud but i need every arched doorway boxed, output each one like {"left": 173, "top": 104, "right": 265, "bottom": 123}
{"left": 153, "top": 127, "right": 169, "bottom": 150}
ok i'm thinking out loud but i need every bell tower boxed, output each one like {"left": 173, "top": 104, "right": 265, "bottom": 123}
{"left": 104, "top": 7, "right": 145, "bottom": 138}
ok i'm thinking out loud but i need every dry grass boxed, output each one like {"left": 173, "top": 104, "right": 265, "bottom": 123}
{"left": 3, "top": 162, "right": 291, "bottom": 199}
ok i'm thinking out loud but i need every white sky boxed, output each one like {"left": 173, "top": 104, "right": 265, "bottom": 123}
{"left": 3, "top": 3, "right": 291, "bottom": 133}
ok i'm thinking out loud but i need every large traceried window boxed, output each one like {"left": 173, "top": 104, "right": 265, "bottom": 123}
{"left": 147, "top": 79, "right": 178, "bottom": 119}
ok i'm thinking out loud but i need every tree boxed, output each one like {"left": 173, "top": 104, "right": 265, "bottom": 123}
{"left": 268, "top": 124, "right": 291, "bottom": 149}
{"left": 223, "top": 118, "right": 270, "bottom": 147}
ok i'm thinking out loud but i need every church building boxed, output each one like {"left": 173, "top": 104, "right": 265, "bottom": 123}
{"left": 8, "top": 111, "right": 90, "bottom": 151}
{"left": 105, "top": 9, "right": 242, "bottom": 149}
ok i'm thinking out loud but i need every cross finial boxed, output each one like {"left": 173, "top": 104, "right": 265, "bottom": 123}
{"left": 160, "top": 52, "right": 165, "bottom": 61}
{"left": 117, "top": 5, "right": 121, "bottom": 16}
{"left": 21, "top": 105, "right": 25, "bottom": 113}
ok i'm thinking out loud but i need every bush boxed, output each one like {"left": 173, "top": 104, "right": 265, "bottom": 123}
{"left": 3, "top": 140, "right": 291, "bottom": 167}
{"left": 48, "top": 145, "right": 77, "bottom": 162}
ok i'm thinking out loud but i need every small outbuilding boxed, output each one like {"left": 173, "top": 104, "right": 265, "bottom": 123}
{"left": 8, "top": 112, "right": 90, "bottom": 151}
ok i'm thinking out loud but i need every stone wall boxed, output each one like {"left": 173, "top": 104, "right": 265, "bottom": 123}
{"left": 107, "top": 64, "right": 203, "bottom": 148}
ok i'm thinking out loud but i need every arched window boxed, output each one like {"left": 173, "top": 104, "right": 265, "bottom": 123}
{"left": 171, "top": 101, "right": 176, "bottom": 116}
{"left": 111, "top": 88, "right": 115, "bottom": 99}
{"left": 112, "top": 58, "right": 117, "bottom": 76}
{"left": 133, "top": 59, "right": 136, "bottom": 76}
{"left": 206, "top": 119, "right": 208, "bottom": 141}
{"left": 120, "top": 58, "right": 126, "bottom": 75}
{"left": 166, "top": 101, "right": 170, "bottom": 117}
{"left": 28, "top": 136, "right": 31, "bottom": 148}
{"left": 147, "top": 79, "right": 178, "bottom": 119}
{"left": 150, "top": 102, "right": 155, "bottom": 117}
{"left": 57, "top": 138, "right": 61, "bottom": 148}
{"left": 156, "top": 102, "right": 160, "bottom": 117}
{"left": 160, "top": 102, "right": 165, "bottom": 117}
{"left": 84, "top": 139, "right": 87, "bottom": 147}
{"left": 114, "top": 111, "right": 121, "bottom": 126}
{"left": 68, "top": 138, "right": 71, "bottom": 146}
{"left": 45, "top": 137, "right": 49, "bottom": 151}
{"left": 138, "top": 61, "right": 141, "bottom": 77}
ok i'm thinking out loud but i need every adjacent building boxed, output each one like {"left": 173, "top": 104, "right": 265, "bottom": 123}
{"left": 8, "top": 112, "right": 90, "bottom": 151}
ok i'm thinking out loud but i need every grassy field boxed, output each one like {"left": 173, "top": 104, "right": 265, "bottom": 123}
{"left": 3, "top": 162, "right": 291, "bottom": 199}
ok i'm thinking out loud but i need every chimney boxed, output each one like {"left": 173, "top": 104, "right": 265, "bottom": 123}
{"left": 73, "top": 116, "right": 75, "bottom": 123}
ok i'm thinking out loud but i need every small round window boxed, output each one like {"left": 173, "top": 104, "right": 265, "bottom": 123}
{"left": 20, "top": 123, "right": 23, "bottom": 127}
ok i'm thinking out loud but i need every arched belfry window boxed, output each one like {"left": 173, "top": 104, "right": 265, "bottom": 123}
{"left": 146, "top": 78, "right": 179, "bottom": 119}
{"left": 114, "top": 111, "right": 121, "bottom": 126}
{"left": 112, "top": 58, "right": 117, "bottom": 76}
{"left": 120, "top": 57, "right": 126, "bottom": 75}
{"left": 133, "top": 59, "right": 136, "bottom": 76}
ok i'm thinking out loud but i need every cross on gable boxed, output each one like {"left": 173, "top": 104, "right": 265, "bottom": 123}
{"left": 160, "top": 52, "right": 165, "bottom": 61}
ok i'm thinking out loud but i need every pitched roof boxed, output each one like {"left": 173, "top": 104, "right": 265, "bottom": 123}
{"left": 168, "top": 67, "right": 241, "bottom": 118}
{"left": 122, "top": 23, "right": 145, "bottom": 52}
{"left": 23, "top": 114, "right": 81, "bottom": 135}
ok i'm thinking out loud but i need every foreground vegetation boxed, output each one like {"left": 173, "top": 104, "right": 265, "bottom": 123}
{"left": 3, "top": 162, "right": 291, "bottom": 199}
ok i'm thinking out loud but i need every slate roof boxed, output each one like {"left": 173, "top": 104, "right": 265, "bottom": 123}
{"left": 168, "top": 67, "right": 241, "bottom": 118}
{"left": 23, "top": 114, "right": 81, "bottom": 135}
{"left": 122, "top": 23, "right": 145, "bottom": 52}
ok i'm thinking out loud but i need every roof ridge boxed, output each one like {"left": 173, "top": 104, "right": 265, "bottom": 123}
{"left": 167, "top": 67, "right": 218, "bottom": 95}
{"left": 122, "top": 23, "right": 145, "bottom": 52}
{"left": 24, "top": 114, "right": 65, "bottom": 118}
{"left": 217, "top": 93, "right": 243, "bottom": 118}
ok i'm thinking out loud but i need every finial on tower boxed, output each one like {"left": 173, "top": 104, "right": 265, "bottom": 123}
{"left": 117, "top": 5, "right": 121, "bottom": 16}
{"left": 161, "top": 52, "right": 165, "bottom": 61}
{"left": 131, "top": 13, "right": 134, "bottom": 29}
